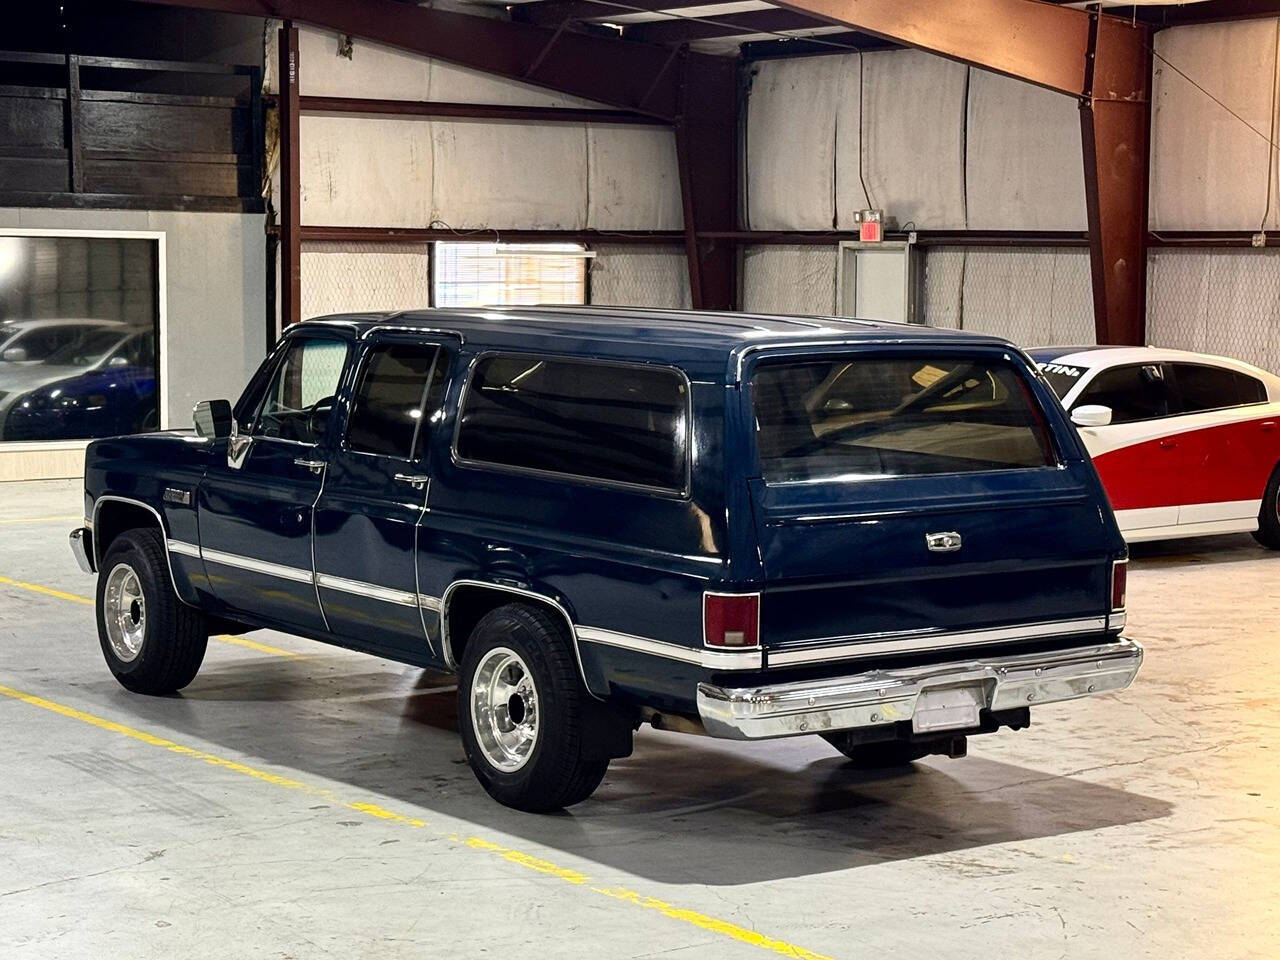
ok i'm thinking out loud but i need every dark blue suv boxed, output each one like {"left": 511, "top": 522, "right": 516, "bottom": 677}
{"left": 70, "top": 307, "right": 1141, "bottom": 811}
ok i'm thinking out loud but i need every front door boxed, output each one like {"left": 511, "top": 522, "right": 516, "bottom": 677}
{"left": 1073, "top": 362, "right": 1181, "bottom": 534}
{"left": 312, "top": 335, "right": 453, "bottom": 662}
{"left": 198, "top": 333, "right": 351, "bottom": 632}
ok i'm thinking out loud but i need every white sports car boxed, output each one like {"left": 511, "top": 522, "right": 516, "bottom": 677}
{"left": 1029, "top": 346, "right": 1280, "bottom": 547}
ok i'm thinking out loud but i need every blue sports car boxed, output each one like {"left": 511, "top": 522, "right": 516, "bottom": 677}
{"left": 0, "top": 327, "right": 157, "bottom": 442}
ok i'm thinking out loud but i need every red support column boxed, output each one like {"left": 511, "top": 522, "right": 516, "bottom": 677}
{"left": 278, "top": 21, "right": 301, "bottom": 330}
{"left": 1080, "top": 12, "right": 1151, "bottom": 345}
{"left": 674, "top": 52, "right": 739, "bottom": 310}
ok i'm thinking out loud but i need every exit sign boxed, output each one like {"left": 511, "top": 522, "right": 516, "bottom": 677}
{"left": 857, "top": 209, "right": 883, "bottom": 243}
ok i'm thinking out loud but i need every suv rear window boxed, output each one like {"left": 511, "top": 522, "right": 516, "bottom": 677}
{"left": 455, "top": 354, "right": 689, "bottom": 493}
{"left": 752, "top": 356, "right": 1055, "bottom": 482}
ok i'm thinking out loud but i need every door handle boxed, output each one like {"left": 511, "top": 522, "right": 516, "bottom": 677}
{"left": 1262, "top": 421, "right": 1277, "bottom": 433}
{"left": 394, "top": 473, "right": 430, "bottom": 490}
{"left": 294, "top": 458, "right": 326, "bottom": 474}
{"left": 1158, "top": 439, "right": 1177, "bottom": 450}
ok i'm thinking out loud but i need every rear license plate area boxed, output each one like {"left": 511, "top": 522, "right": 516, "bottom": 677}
{"left": 912, "top": 683, "right": 986, "bottom": 734}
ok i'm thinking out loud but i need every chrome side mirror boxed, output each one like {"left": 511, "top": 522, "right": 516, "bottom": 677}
{"left": 193, "top": 399, "right": 233, "bottom": 439}
{"left": 1071, "top": 404, "right": 1113, "bottom": 428}
{"left": 2, "top": 346, "right": 28, "bottom": 362}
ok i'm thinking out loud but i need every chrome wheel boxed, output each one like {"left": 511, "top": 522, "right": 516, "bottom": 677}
{"left": 103, "top": 562, "right": 147, "bottom": 663}
{"left": 470, "top": 646, "right": 540, "bottom": 772}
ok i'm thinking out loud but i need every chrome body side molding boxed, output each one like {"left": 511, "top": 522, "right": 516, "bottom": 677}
{"left": 576, "top": 626, "right": 764, "bottom": 671}
{"left": 767, "top": 616, "right": 1108, "bottom": 666}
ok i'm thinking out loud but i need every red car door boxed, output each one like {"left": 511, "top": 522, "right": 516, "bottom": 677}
{"left": 1167, "top": 363, "right": 1280, "bottom": 527}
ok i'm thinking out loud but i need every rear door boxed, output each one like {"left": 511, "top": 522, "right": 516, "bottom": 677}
{"left": 1165, "top": 362, "right": 1274, "bottom": 526}
{"left": 312, "top": 334, "right": 454, "bottom": 661}
{"left": 743, "top": 347, "right": 1119, "bottom": 664}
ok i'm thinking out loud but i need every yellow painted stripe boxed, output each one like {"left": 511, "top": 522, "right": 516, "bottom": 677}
{"left": 212, "top": 633, "right": 300, "bottom": 658}
{"left": 0, "top": 514, "right": 82, "bottom": 525}
{"left": 0, "top": 682, "right": 833, "bottom": 960}
{"left": 0, "top": 573, "right": 299, "bottom": 658}
{"left": 0, "top": 574, "right": 92, "bottom": 605}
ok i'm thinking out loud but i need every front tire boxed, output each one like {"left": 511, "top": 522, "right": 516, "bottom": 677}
{"left": 1252, "top": 464, "right": 1280, "bottom": 550}
{"left": 457, "top": 604, "right": 608, "bottom": 812}
{"left": 96, "top": 528, "right": 208, "bottom": 694}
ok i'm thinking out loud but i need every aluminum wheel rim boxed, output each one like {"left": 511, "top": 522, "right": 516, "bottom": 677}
{"left": 103, "top": 562, "right": 146, "bottom": 663}
{"left": 470, "top": 646, "right": 539, "bottom": 772}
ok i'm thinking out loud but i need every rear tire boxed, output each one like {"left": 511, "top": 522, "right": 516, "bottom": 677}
{"left": 821, "top": 733, "right": 931, "bottom": 768}
{"left": 96, "top": 528, "right": 208, "bottom": 694}
{"left": 457, "top": 603, "right": 608, "bottom": 812}
{"left": 1252, "top": 464, "right": 1280, "bottom": 550}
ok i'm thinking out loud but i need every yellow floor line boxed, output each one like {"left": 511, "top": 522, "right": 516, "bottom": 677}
{"left": 0, "top": 515, "right": 82, "bottom": 525}
{"left": 0, "top": 574, "right": 299, "bottom": 658}
{"left": 0, "top": 681, "right": 832, "bottom": 960}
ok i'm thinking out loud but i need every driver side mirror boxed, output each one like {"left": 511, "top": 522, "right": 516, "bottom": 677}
{"left": 193, "top": 399, "right": 234, "bottom": 439}
{"left": 822, "top": 398, "right": 853, "bottom": 414}
{"left": 2, "top": 346, "right": 28, "bottom": 362}
{"left": 1071, "top": 404, "right": 1113, "bottom": 428}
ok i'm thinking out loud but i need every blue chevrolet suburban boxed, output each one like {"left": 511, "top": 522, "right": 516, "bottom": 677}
{"left": 70, "top": 307, "right": 1142, "bottom": 811}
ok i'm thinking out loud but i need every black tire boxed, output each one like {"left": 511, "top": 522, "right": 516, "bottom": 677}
{"left": 96, "top": 528, "right": 208, "bottom": 695}
{"left": 457, "top": 603, "right": 608, "bottom": 812}
{"left": 1252, "top": 464, "right": 1280, "bottom": 550}
{"left": 821, "top": 733, "right": 931, "bottom": 769}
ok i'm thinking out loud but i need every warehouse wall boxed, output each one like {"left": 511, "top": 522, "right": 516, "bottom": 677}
{"left": 742, "top": 49, "right": 1090, "bottom": 338}
{"left": 0, "top": 208, "right": 265, "bottom": 479}
{"left": 1146, "top": 18, "right": 1280, "bottom": 369}
{"left": 268, "top": 27, "right": 683, "bottom": 233}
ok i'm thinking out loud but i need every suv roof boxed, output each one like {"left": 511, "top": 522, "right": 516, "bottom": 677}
{"left": 301, "top": 306, "right": 1014, "bottom": 379}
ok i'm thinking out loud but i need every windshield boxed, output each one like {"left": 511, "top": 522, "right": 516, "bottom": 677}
{"left": 1036, "top": 360, "right": 1087, "bottom": 400}
{"left": 752, "top": 355, "right": 1056, "bottom": 483}
{"left": 43, "top": 329, "right": 127, "bottom": 367}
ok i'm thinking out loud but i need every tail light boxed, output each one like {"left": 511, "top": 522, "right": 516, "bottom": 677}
{"left": 703, "top": 592, "right": 760, "bottom": 648}
{"left": 1109, "top": 559, "right": 1127, "bottom": 632}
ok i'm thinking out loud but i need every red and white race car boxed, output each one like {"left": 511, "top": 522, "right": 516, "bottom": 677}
{"left": 1029, "top": 346, "right": 1280, "bottom": 547}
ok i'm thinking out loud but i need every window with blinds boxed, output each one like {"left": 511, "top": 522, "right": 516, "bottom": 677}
{"left": 432, "top": 242, "right": 587, "bottom": 308}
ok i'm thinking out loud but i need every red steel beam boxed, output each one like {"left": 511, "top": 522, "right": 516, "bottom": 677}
{"left": 674, "top": 52, "right": 738, "bottom": 310}
{"left": 129, "top": 0, "right": 703, "bottom": 120}
{"left": 291, "top": 95, "right": 663, "bottom": 125}
{"left": 1080, "top": 12, "right": 1151, "bottom": 346}
{"left": 278, "top": 21, "right": 301, "bottom": 330}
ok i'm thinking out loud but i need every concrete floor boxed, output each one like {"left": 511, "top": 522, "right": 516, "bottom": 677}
{"left": 0, "top": 479, "right": 1276, "bottom": 960}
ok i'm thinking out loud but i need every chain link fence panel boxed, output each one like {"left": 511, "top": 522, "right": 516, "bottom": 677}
{"left": 588, "top": 245, "right": 691, "bottom": 308}
{"left": 300, "top": 241, "right": 432, "bottom": 320}
{"left": 1147, "top": 249, "right": 1280, "bottom": 372}
{"left": 742, "top": 245, "right": 838, "bottom": 315}
{"left": 920, "top": 246, "right": 1095, "bottom": 346}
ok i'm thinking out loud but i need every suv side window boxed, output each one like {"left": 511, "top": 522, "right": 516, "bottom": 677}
{"left": 253, "top": 337, "right": 348, "bottom": 444}
{"left": 1171, "top": 362, "right": 1266, "bottom": 413}
{"left": 455, "top": 353, "right": 689, "bottom": 493}
{"left": 1074, "top": 363, "right": 1169, "bottom": 424}
{"left": 345, "top": 343, "right": 447, "bottom": 459}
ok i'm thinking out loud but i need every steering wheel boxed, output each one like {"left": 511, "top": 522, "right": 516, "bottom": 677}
{"left": 305, "top": 395, "right": 337, "bottom": 442}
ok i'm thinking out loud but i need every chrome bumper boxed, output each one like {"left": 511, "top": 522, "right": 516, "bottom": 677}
{"left": 69, "top": 527, "right": 94, "bottom": 574}
{"left": 697, "top": 638, "right": 1143, "bottom": 741}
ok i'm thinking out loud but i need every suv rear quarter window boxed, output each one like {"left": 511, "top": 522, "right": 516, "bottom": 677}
{"left": 752, "top": 355, "right": 1056, "bottom": 482}
{"left": 455, "top": 354, "right": 689, "bottom": 493}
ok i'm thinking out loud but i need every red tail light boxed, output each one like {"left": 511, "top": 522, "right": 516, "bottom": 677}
{"left": 1111, "top": 559, "right": 1127, "bottom": 611}
{"left": 703, "top": 592, "right": 760, "bottom": 648}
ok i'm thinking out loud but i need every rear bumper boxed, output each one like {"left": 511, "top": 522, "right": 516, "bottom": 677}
{"left": 696, "top": 638, "right": 1143, "bottom": 740}
{"left": 69, "top": 527, "right": 94, "bottom": 574}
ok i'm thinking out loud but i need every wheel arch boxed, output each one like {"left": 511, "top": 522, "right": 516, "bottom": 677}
{"left": 440, "top": 579, "right": 599, "bottom": 697}
{"left": 92, "top": 496, "right": 182, "bottom": 597}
